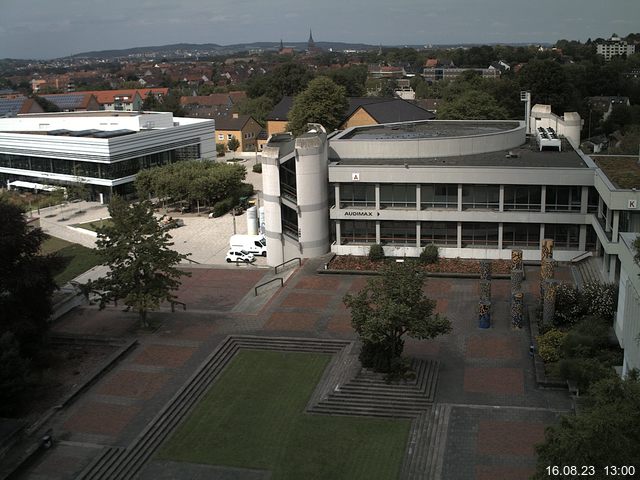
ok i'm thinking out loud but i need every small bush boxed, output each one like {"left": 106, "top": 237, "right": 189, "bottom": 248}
{"left": 419, "top": 244, "right": 439, "bottom": 264}
{"left": 237, "top": 183, "right": 254, "bottom": 198}
{"left": 252, "top": 163, "right": 262, "bottom": 173}
{"left": 582, "top": 282, "right": 618, "bottom": 321}
{"left": 558, "top": 357, "right": 615, "bottom": 391}
{"left": 536, "top": 329, "right": 567, "bottom": 363}
{"left": 560, "top": 315, "right": 610, "bottom": 359}
{"left": 211, "top": 197, "right": 234, "bottom": 217}
{"left": 216, "top": 143, "right": 225, "bottom": 157}
{"left": 554, "top": 283, "right": 585, "bottom": 327}
{"left": 368, "top": 243, "right": 385, "bottom": 261}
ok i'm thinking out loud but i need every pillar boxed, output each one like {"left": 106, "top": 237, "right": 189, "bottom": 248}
{"left": 511, "top": 292, "right": 524, "bottom": 329}
{"left": 542, "top": 280, "right": 558, "bottom": 326}
{"left": 478, "top": 301, "right": 491, "bottom": 328}
{"left": 480, "top": 280, "right": 491, "bottom": 303}
{"left": 511, "top": 249, "right": 523, "bottom": 271}
{"left": 480, "top": 259, "right": 492, "bottom": 280}
{"left": 541, "top": 238, "right": 554, "bottom": 261}
{"left": 511, "top": 269, "right": 524, "bottom": 294}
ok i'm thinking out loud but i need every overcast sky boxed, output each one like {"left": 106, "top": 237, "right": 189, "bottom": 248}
{"left": 1, "top": 0, "right": 638, "bottom": 59}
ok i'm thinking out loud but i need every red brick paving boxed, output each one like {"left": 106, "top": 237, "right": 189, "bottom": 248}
{"left": 281, "top": 292, "right": 333, "bottom": 309}
{"left": 174, "top": 268, "right": 266, "bottom": 310}
{"left": 96, "top": 370, "right": 171, "bottom": 399}
{"left": 51, "top": 308, "right": 139, "bottom": 337}
{"left": 466, "top": 336, "right": 520, "bottom": 360}
{"left": 348, "top": 277, "right": 369, "bottom": 293}
{"left": 475, "top": 466, "right": 536, "bottom": 480}
{"left": 158, "top": 321, "right": 218, "bottom": 341}
{"left": 464, "top": 367, "right": 525, "bottom": 395}
{"left": 132, "top": 344, "right": 196, "bottom": 368}
{"left": 295, "top": 276, "right": 342, "bottom": 291}
{"left": 436, "top": 298, "right": 449, "bottom": 315}
{"left": 425, "top": 278, "right": 452, "bottom": 296}
{"left": 264, "top": 312, "right": 319, "bottom": 331}
{"left": 404, "top": 339, "right": 442, "bottom": 357}
{"left": 327, "top": 314, "right": 354, "bottom": 334}
{"left": 64, "top": 402, "right": 140, "bottom": 436}
{"left": 30, "top": 453, "right": 83, "bottom": 477}
{"left": 476, "top": 420, "right": 546, "bottom": 456}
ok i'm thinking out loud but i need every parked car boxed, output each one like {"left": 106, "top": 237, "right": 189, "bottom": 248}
{"left": 225, "top": 249, "right": 255, "bottom": 263}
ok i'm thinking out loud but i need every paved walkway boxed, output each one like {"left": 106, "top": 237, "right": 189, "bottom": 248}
{"left": 18, "top": 261, "right": 572, "bottom": 480}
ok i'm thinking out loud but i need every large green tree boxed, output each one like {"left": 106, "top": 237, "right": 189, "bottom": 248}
{"left": 0, "top": 197, "right": 58, "bottom": 356}
{"left": 287, "top": 76, "right": 348, "bottom": 135}
{"left": 533, "top": 374, "right": 640, "bottom": 478}
{"left": 343, "top": 263, "right": 451, "bottom": 373}
{"left": 86, "top": 197, "right": 190, "bottom": 327}
{"left": 246, "top": 62, "right": 314, "bottom": 103}
{"left": 437, "top": 89, "right": 508, "bottom": 120}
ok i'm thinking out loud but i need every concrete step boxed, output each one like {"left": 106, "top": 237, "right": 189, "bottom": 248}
{"left": 309, "top": 404, "right": 419, "bottom": 418}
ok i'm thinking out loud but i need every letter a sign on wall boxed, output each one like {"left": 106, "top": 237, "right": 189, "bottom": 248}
{"left": 352, "top": 172, "right": 360, "bottom": 181}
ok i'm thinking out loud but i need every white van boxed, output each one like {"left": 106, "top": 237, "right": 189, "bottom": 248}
{"left": 229, "top": 234, "right": 267, "bottom": 257}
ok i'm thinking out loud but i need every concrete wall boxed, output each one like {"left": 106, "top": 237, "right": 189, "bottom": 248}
{"left": 262, "top": 144, "right": 285, "bottom": 266}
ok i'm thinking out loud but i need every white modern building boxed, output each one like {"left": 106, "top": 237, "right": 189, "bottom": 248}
{"left": 0, "top": 111, "right": 215, "bottom": 201}
{"left": 261, "top": 106, "right": 640, "bottom": 375}
{"left": 596, "top": 35, "right": 636, "bottom": 61}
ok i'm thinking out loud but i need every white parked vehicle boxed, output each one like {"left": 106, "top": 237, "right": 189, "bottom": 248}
{"left": 229, "top": 234, "right": 267, "bottom": 257}
{"left": 225, "top": 249, "right": 255, "bottom": 263}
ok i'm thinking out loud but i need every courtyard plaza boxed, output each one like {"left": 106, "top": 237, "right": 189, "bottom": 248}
{"left": 18, "top": 258, "right": 572, "bottom": 480}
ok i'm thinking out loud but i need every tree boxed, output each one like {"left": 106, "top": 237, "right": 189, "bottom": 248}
{"left": 246, "top": 62, "right": 314, "bottom": 103}
{"left": 86, "top": 197, "right": 190, "bottom": 327}
{"left": 533, "top": 373, "right": 640, "bottom": 478}
{"left": 141, "top": 92, "right": 160, "bottom": 111}
{"left": 437, "top": 90, "right": 508, "bottom": 120}
{"left": 227, "top": 135, "right": 240, "bottom": 152}
{"left": 0, "top": 332, "right": 35, "bottom": 417}
{"left": 517, "top": 59, "right": 573, "bottom": 113}
{"left": 287, "top": 76, "right": 348, "bottom": 135}
{"left": 343, "top": 263, "right": 451, "bottom": 373}
{"left": 377, "top": 79, "right": 397, "bottom": 98}
{"left": 237, "top": 95, "right": 273, "bottom": 126}
{"left": 0, "top": 197, "right": 58, "bottom": 357}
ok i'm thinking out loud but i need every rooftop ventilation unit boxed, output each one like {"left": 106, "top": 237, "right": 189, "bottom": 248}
{"left": 536, "top": 126, "right": 561, "bottom": 151}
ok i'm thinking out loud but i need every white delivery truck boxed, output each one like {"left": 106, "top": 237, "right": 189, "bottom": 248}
{"left": 229, "top": 234, "right": 267, "bottom": 257}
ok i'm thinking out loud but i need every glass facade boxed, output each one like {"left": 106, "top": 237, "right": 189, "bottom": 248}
{"left": 420, "top": 222, "right": 458, "bottom": 246}
{"left": 421, "top": 184, "right": 457, "bottom": 209}
{"left": 340, "top": 220, "right": 376, "bottom": 244}
{"left": 279, "top": 158, "right": 297, "bottom": 201}
{"left": 0, "top": 145, "right": 199, "bottom": 181}
{"left": 545, "top": 186, "right": 581, "bottom": 212}
{"left": 504, "top": 185, "right": 541, "bottom": 211}
{"left": 340, "top": 183, "right": 375, "bottom": 208}
{"left": 462, "top": 185, "right": 499, "bottom": 210}
{"left": 545, "top": 224, "right": 580, "bottom": 249}
{"left": 380, "top": 184, "right": 416, "bottom": 208}
{"left": 281, "top": 204, "right": 298, "bottom": 239}
{"left": 380, "top": 221, "right": 416, "bottom": 245}
{"left": 462, "top": 222, "right": 499, "bottom": 247}
{"left": 502, "top": 223, "right": 540, "bottom": 247}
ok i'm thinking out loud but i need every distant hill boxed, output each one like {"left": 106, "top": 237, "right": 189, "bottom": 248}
{"left": 66, "top": 41, "right": 549, "bottom": 60}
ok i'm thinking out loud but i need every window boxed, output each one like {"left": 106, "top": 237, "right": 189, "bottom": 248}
{"left": 462, "top": 185, "right": 499, "bottom": 210}
{"left": 545, "top": 186, "right": 581, "bottom": 212}
{"left": 504, "top": 185, "right": 541, "bottom": 211}
{"left": 340, "top": 220, "right": 376, "bottom": 244}
{"left": 218, "top": 134, "right": 224, "bottom": 140}
{"left": 380, "top": 221, "right": 416, "bottom": 245}
{"left": 502, "top": 223, "right": 540, "bottom": 247}
{"left": 587, "top": 186, "right": 599, "bottom": 213}
{"left": 421, "top": 184, "right": 457, "bottom": 209}
{"left": 420, "top": 222, "right": 457, "bottom": 246}
{"left": 279, "top": 158, "right": 297, "bottom": 200}
{"left": 545, "top": 224, "right": 579, "bottom": 249}
{"left": 462, "top": 222, "right": 499, "bottom": 247}
{"left": 281, "top": 204, "right": 298, "bottom": 239}
{"left": 380, "top": 184, "right": 416, "bottom": 208}
{"left": 340, "top": 183, "right": 375, "bottom": 208}
{"left": 227, "top": 134, "right": 233, "bottom": 140}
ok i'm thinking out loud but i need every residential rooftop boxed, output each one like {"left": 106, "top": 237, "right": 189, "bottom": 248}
{"left": 338, "top": 120, "right": 520, "bottom": 140}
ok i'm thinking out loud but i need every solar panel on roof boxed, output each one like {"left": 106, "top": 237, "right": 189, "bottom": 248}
{"left": 42, "top": 94, "right": 86, "bottom": 109}
{"left": 92, "top": 129, "right": 136, "bottom": 139}
{"left": 70, "top": 129, "right": 101, "bottom": 137}
{"left": 0, "top": 98, "right": 27, "bottom": 116}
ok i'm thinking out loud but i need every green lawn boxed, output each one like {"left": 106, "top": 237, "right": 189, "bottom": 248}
{"left": 73, "top": 218, "right": 112, "bottom": 232}
{"left": 158, "top": 350, "right": 411, "bottom": 480}
{"left": 41, "top": 236, "right": 102, "bottom": 286}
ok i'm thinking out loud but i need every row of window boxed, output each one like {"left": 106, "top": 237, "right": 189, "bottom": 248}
{"left": 338, "top": 183, "right": 599, "bottom": 213}
{"left": 0, "top": 145, "right": 200, "bottom": 180}
{"left": 339, "top": 221, "right": 596, "bottom": 249}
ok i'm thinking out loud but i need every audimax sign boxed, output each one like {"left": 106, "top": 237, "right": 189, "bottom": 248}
{"left": 344, "top": 211, "right": 380, "bottom": 217}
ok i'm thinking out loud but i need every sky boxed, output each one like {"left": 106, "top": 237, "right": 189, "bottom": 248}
{"left": 1, "top": 0, "right": 638, "bottom": 59}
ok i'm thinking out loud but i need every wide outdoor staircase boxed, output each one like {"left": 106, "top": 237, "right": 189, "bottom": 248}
{"left": 308, "top": 358, "right": 439, "bottom": 418}
{"left": 401, "top": 404, "right": 452, "bottom": 480}
{"left": 573, "top": 255, "right": 605, "bottom": 287}
{"left": 76, "top": 336, "right": 350, "bottom": 480}
{"left": 76, "top": 335, "right": 444, "bottom": 480}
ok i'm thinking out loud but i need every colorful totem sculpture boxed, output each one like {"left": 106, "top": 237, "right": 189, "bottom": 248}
{"left": 478, "top": 260, "right": 492, "bottom": 328}
{"left": 510, "top": 249, "right": 525, "bottom": 329}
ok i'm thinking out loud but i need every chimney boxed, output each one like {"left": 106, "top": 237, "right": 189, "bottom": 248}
{"left": 232, "top": 112, "right": 239, "bottom": 119}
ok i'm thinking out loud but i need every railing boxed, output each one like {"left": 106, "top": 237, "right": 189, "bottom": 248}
{"left": 183, "top": 257, "right": 201, "bottom": 264}
{"left": 170, "top": 300, "right": 187, "bottom": 312}
{"left": 570, "top": 251, "right": 593, "bottom": 263}
{"left": 274, "top": 257, "right": 301, "bottom": 274}
{"left": 254, "top": 277, "right": 283, "bottom": 296}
